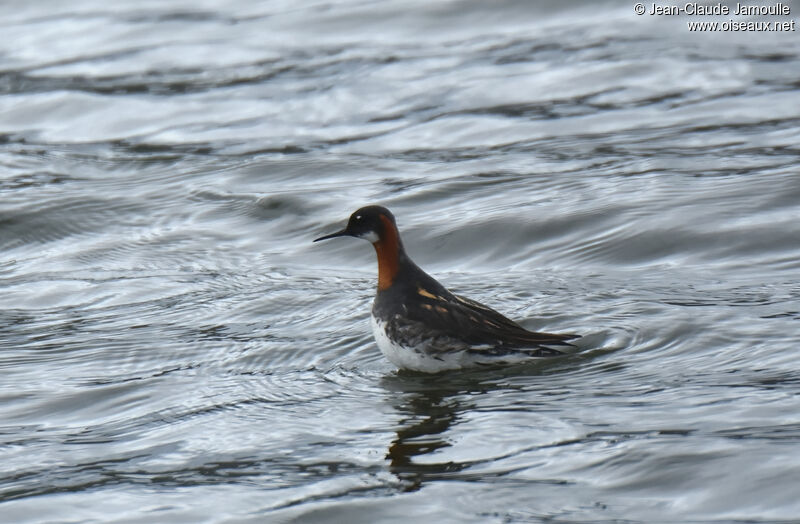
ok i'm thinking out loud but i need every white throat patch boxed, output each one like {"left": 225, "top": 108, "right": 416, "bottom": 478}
{"left": 360, "top": 231, "right": 379, "bottom": 243}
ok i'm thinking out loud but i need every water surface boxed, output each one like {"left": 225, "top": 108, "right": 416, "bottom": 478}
{"left": 1, "top": 1, "right": 800, "bottom": 522}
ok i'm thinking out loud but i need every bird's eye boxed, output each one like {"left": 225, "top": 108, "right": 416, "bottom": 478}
{"left": 355, "top": 215, "right": 362, "bottom": 220}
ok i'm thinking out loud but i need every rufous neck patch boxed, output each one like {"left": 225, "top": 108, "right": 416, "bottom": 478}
{"left": 374, "top": 214, "right": 400, "bottom": 291}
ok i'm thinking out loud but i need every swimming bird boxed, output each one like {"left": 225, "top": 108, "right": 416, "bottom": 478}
{"left": 314, "top": 205, "right": 578, "bottom": 372}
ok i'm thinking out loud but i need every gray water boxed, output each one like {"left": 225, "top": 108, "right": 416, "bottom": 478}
{"left": 2, "top": 1, "right": 800, "bottom": 522}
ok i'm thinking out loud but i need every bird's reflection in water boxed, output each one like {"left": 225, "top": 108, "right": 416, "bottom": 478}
{"left": 380, "top": 372, "right": 491, "bottom": 492}
{"left": 379, "top": 356, "right": 584, "bottom": 492}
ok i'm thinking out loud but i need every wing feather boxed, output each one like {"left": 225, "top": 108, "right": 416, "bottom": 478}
{"left": 403, "top": 291, "right": 578, "bottom": 357}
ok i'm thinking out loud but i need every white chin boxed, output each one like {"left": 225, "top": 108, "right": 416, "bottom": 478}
{"left": 360, "top": 231, "right": 379, "bottom": 243}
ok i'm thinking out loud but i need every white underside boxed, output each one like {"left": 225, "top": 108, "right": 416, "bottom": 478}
{"left": 370, "top": 315, "right": 466, "bottom": 373}
{"left": 370, "top": 313, "right": 547, "bottom": 373}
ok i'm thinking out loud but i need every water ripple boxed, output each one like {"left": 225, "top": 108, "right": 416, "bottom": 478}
{"left": 2, "top": 0, "right": 800, "bottom": 521}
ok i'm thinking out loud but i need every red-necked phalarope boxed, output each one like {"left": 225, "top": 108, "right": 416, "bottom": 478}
{"left": 314, "top": 205, "right": 578, "bottom": 373}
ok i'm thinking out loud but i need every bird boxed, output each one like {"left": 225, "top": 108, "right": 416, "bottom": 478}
{"left": 314, "top": 205, "right": 579, "bottom": 373}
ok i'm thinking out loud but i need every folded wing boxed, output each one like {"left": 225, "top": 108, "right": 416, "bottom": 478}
{"left": 403, "top": 291, "right": 578, "bottom": 357}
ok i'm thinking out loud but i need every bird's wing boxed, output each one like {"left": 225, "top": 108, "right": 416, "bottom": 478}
{"left": 402, "top": 290, "right": 578, "bottom": 357}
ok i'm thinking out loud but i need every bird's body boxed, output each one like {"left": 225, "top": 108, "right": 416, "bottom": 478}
{"left": 315, "top": 206, "right": 578, "bottom": 373}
